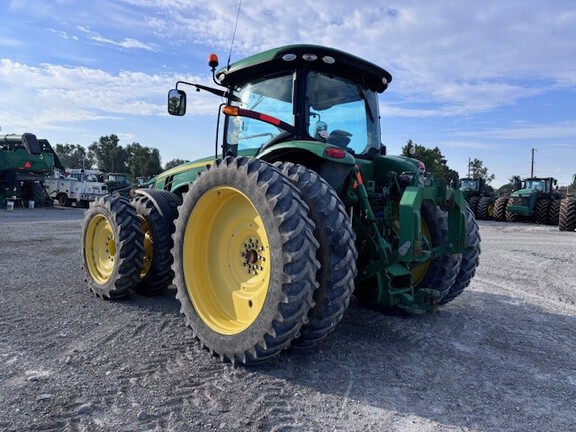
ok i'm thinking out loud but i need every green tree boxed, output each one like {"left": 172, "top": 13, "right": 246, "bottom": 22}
{"left": 401, "top": 139, "right": 459, "bottom": 185}
{"left": 88, "top": 134, "right": 129, "bottom": 172}
{"left": 467, "top": 158, "right": 495, "bottom": 184}
{"left": 126, "top": 142, "right": 163, "bottom": 178}
{"left": 164, "top": 159, "right": 190, "bottom": 170}
{"left": 54, "top": 143, "right": 93, "bottom": 170}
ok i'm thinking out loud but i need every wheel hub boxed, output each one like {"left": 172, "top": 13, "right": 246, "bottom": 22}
{"left": 241, "top": 238, "right": 265, "bottom": 275}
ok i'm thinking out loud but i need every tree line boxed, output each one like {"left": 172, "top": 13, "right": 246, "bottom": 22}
{"left": 54, "top": 134, "right": 189, "bottom": 179}
{"left": 58, "top": 134, "right": 513, "bottom": 190}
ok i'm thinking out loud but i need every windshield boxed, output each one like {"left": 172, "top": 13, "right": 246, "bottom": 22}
{"left": 227, "top": 74, "right": 294, "bottom": 151}
{"left": 460, "top": 179, "right": 478, "bottom": 190}
{"left": 523, "top": 179, "right": 546, "bottom": 191}
{"left": 225, "top": 70, "right": 381, "bottom": 155}
{"left": 306, "top": 71, "right": 380, "bottom": 154}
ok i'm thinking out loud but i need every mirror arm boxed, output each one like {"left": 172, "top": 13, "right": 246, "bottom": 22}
{"left": 175, "top": 80, "right": 240, "bottom": 102}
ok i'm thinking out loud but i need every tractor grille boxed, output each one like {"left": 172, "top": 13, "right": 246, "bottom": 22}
{"left": 512, "top": 196, "right": 529, "bottom": 206}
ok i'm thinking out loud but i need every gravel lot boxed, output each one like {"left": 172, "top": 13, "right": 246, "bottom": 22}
{"left": 1, "top": 206, "right": 575, "bottom": 431}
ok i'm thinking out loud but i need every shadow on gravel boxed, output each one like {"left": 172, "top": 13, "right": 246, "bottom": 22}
{"left": 253, "top": 292, "right": 576, "bottom": 431}
{"left": 117, "top": 287, "right": 182, "bottom": 314}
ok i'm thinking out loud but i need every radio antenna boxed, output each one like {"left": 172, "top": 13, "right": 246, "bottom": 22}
{"left": 227, "top": 0, "right": 242, "bottom": 69}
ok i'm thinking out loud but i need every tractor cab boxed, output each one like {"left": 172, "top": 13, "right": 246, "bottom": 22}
{"left": 521, "top": 177, "right": 556, "bottom": 194}
{"left": 459, "top": 178, "right": 481, "bottom": 192}
{"left": 217, "top": 45, "right": 390, "bottom": 159}
{"left": 168, "top": 45, "right": 393, "bottom": 185}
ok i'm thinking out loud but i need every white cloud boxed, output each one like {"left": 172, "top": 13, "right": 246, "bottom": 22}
{"left": 0, "top": 59, "right": 218, "bottom": 131}
{"left": 459, "top": 122, "right": 576, "bottom": 140}
{"left": 88, "top": 35, "right": 159, "bottom": 52}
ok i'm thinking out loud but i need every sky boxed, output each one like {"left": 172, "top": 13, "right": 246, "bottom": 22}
{"left": 1, "top": 0, "right": 575, "bottom": 188}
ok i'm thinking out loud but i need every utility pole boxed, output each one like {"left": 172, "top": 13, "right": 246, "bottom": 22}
{"left": 530, "top": 148, "right": 536, "bottom": 177}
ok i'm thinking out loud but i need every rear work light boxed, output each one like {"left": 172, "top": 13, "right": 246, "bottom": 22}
{"left": 325, "top": 147, "right": 346, "bottom": 159}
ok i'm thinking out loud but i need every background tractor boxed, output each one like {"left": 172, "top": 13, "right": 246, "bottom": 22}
{"left": 1, "top": 132, "right": 63, "bottom": 207}
{"left": 559, "top": 174, "right": 576, "bottom": 231}
{"left": 501, "top": 177, "right": 562, "bottom": 224}
{"left": 81, "top": 45, "right": 480, "bottom": 364}
{"left": 458, "top": 177, "right": 496, "bottom": 220}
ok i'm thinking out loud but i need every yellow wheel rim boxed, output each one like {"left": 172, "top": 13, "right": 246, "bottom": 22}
{"left": 183, "top": 186, "right": 271, "bottom": 335}
{"left": 411, "top": 216, "right": 432, "bottom": 286}
{"left": 85, "top": 214, "right": 117, "bottom": 284}
{"left": 487, "top": 202, "right": 494, "bottom": 218}
{"left": 139, "top": 216, "right": 153, "bottom": 278}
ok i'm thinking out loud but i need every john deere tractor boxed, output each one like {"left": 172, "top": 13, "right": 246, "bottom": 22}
{"left": 501, "top": 177, "right": 562, "bottom": 224}
{"left": 458, "top": 177, "right": 495, "bottom": 220}
{"left": 81, "top": 45, "right": 480, "bottom": 364}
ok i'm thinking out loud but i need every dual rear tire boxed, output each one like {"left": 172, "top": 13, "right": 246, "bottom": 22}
{"left": 172, "top": 157, "right": 327, "bottom": 364}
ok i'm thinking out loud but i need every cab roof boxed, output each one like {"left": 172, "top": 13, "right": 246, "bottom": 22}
{"left": 217, "top": 44, "right": 392, "bottom": 93}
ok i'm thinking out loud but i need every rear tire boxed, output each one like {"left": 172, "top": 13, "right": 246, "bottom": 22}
{"left": 476, "top": 196, "right": 494, "bottom": 220}
{"left": 547, "top": 199, "right": 560, "bottom": 226}
{"left": 33, "top": 183, "right": 52, "bottom": 207}
{"left": 468, "top": 196, "right": 480, "bottom": 215}
{"left": 559, "top": 197, "right": 576, "bottom": 231}
{"left": 492, "top": 196, "right": 508, "bottom": 221}
{"left": 172, "top": 157, "right": 320, "bottom": 364}
{"left": 413, "top": 205, "right": 462, "bottom": 299}
{"left": 58, "top": 193, "right": 71, "bottom": 207}
{"left": 275, "top": 162, "right": 356, "bottom": 347}
{"left": 438, "top": 204, "right": 480, "bottom": 304}
{"left": 132, "top": 191, "right": 181, "bottom": 295}
{"left": 81, "top": 195, "right": 144, "bottom": 299}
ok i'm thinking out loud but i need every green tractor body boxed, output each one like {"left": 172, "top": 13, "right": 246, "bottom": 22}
{"left": 458, "top": 177, "right": 496, "bottom": 220}
{"left": 0, "top": 133, "right": 63, "bottom": 206}
{"left": 81, "top": 45, "right": 480, "bottom": 364}
{"left": 503, "top": 177, "right": 562, "bottom": 224}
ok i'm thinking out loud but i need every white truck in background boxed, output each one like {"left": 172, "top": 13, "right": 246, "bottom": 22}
{"left": 44, "top": 170, "right": 108, "bottom": 207}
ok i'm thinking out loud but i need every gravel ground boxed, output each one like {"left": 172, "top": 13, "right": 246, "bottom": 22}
{"left": 0, "top": 206, "right": 575, "bottom": 432}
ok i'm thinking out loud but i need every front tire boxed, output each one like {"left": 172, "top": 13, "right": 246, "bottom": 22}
{"left": 132, "top": 191, "right": 181, "bottom": 295}
{"left": 81, "top": 195, "right": 144, "bottom": 299}
{"left": 172, "top": 157, "right": 320, "bottom": 364}
{"left": 505, "top": 199, "right": 520, "bottom": 222}
{"left": 534, "top": 199, "right": 550, "bottom": 224}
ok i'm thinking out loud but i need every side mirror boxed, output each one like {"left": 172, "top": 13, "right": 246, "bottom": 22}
{"left": 168, "top": 89, "right": 187, "bottom": 116}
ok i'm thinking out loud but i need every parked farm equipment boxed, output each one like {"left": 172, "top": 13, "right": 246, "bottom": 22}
{"left": 494, "top": 177, "right": 562, "bottom": 225}
{"left": 559, "top": 174, "right": 576, "bottom": 231}
{"left": 1, "top": 132, "right": 62, "bottom": 207}
{"left": 458, "top": 177, "right": 496, "bottom": 220}
{"left": 81, "top": 45, "right": 480, "bottom": 364}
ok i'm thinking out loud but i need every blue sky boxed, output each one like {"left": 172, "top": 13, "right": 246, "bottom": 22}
{"left": 1, "top": 0, "right": 575, "bottom": 188}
